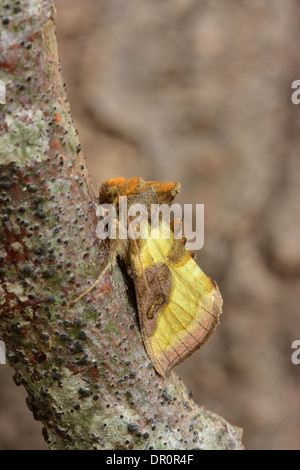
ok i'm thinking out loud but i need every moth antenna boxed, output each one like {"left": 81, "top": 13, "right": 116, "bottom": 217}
{"left": 70, "top": 260, "right": 113, "bottom": 305}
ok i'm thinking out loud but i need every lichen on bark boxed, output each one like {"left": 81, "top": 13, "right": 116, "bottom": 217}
{"left": 0, "top": 0, "right": 243, "bottom": 450}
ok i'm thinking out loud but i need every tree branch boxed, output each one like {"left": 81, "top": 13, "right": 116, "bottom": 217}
{"left": 0, "top": 0, "right": 243, "bottom": 450}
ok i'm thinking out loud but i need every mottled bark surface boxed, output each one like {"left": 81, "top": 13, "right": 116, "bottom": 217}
{"left": 0, "top": 1, "right": 243, "bottom": 450}
{"left": 41, "top": 0, "right": 300, "bottom": 450}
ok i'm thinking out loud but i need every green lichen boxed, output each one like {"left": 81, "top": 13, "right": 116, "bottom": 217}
{"left": 48, "top": 178, "right": 71, "bottom": 196}
{"left": 25, "top": 307, "right": 34, "bottom": 317}
{"left": 5, "top": 281, "right": 25, "bottom": 297}
{"left": 12, "top": 223, "right": 21, "bottom": 235}
{"left": 0, "top": 108, "right": 49, "bottom": 165}
{"left": 5, "top": 265, "right": 17, "bottom": 278}
{"left": 11, "top": 242, "right": 24, "bottom": 253}
{"left": 104, "top": 321, "right": 121, "bottom": 337}
{"left": 75, "top": 260, "right": 98, "bottom": 279}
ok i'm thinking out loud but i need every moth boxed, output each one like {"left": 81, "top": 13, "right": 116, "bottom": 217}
{"left": 72, "top": 177, "right": 222, "bottom": 378}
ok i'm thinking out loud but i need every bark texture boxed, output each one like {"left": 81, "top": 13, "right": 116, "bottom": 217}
{"left": 0, "top": 1, "right": 243, "bottom": 450}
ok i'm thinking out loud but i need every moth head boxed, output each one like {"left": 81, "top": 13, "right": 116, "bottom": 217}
{"left": 106, "top": 186, "right": 119, "bottom": 203}
{"left": 99, "top": 183, "right": 119, "bottom": 204}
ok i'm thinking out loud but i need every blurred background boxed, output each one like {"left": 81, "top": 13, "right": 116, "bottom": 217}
{"left": 1, "top": 0, "right": 300, "bottom": 449}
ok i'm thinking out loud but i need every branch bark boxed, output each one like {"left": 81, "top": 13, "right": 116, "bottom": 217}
{"left": 0, "top": 0, "right": 243, "bottom": 450}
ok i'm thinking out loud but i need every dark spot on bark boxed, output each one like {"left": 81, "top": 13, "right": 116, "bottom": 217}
{"left": 52, "top": 371, "right": 62, "bottom": 381}
{"left": 128, "top": 423, "right": 139, "bottom": 432}
{"left": 42, "top": 269, "right": 52, "bottom": 279}
{"left": 72, "top": 341, "right": 84, "bottom": 353}
{"left": 20, "top": 266, "right": 32, "bottom": 277}
{"left": 11, "top": 323, "right": 21, "bottom": 333}
{"left": 76, "top": 357, "right": 88, "bottom": 366}
{"left": 162, "top": 390, "right": 172, "bottom": 402}
{"left": 36, "top": 210, "right": 46, "bottom": 219}
{"left": 78, "top": 330, "right": 86, "bottom": 340}
{"left": 78, "top": 388, "right": 91, "bottom": 398}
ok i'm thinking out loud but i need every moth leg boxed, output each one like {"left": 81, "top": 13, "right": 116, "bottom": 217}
{"left": 70, "top": 212, "right": 126, "bottom": 307}
{"left": 70, "top": 259, "right": 114, "bottom": 306}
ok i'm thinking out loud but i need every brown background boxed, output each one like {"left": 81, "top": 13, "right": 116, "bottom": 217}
{"left": 1, "top": 0, "right": 300, "bottom": 449}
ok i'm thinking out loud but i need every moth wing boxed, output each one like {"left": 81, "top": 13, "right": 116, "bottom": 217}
{"left": 130, "top": 221, "right": 222, "bottom": 378}
{"left": 152, "top": 252, "right": 222, "bottom": 377}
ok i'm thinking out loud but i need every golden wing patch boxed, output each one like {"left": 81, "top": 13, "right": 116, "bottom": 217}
{"left": 130, "top": 220, "right": 222, "bottom": 378}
